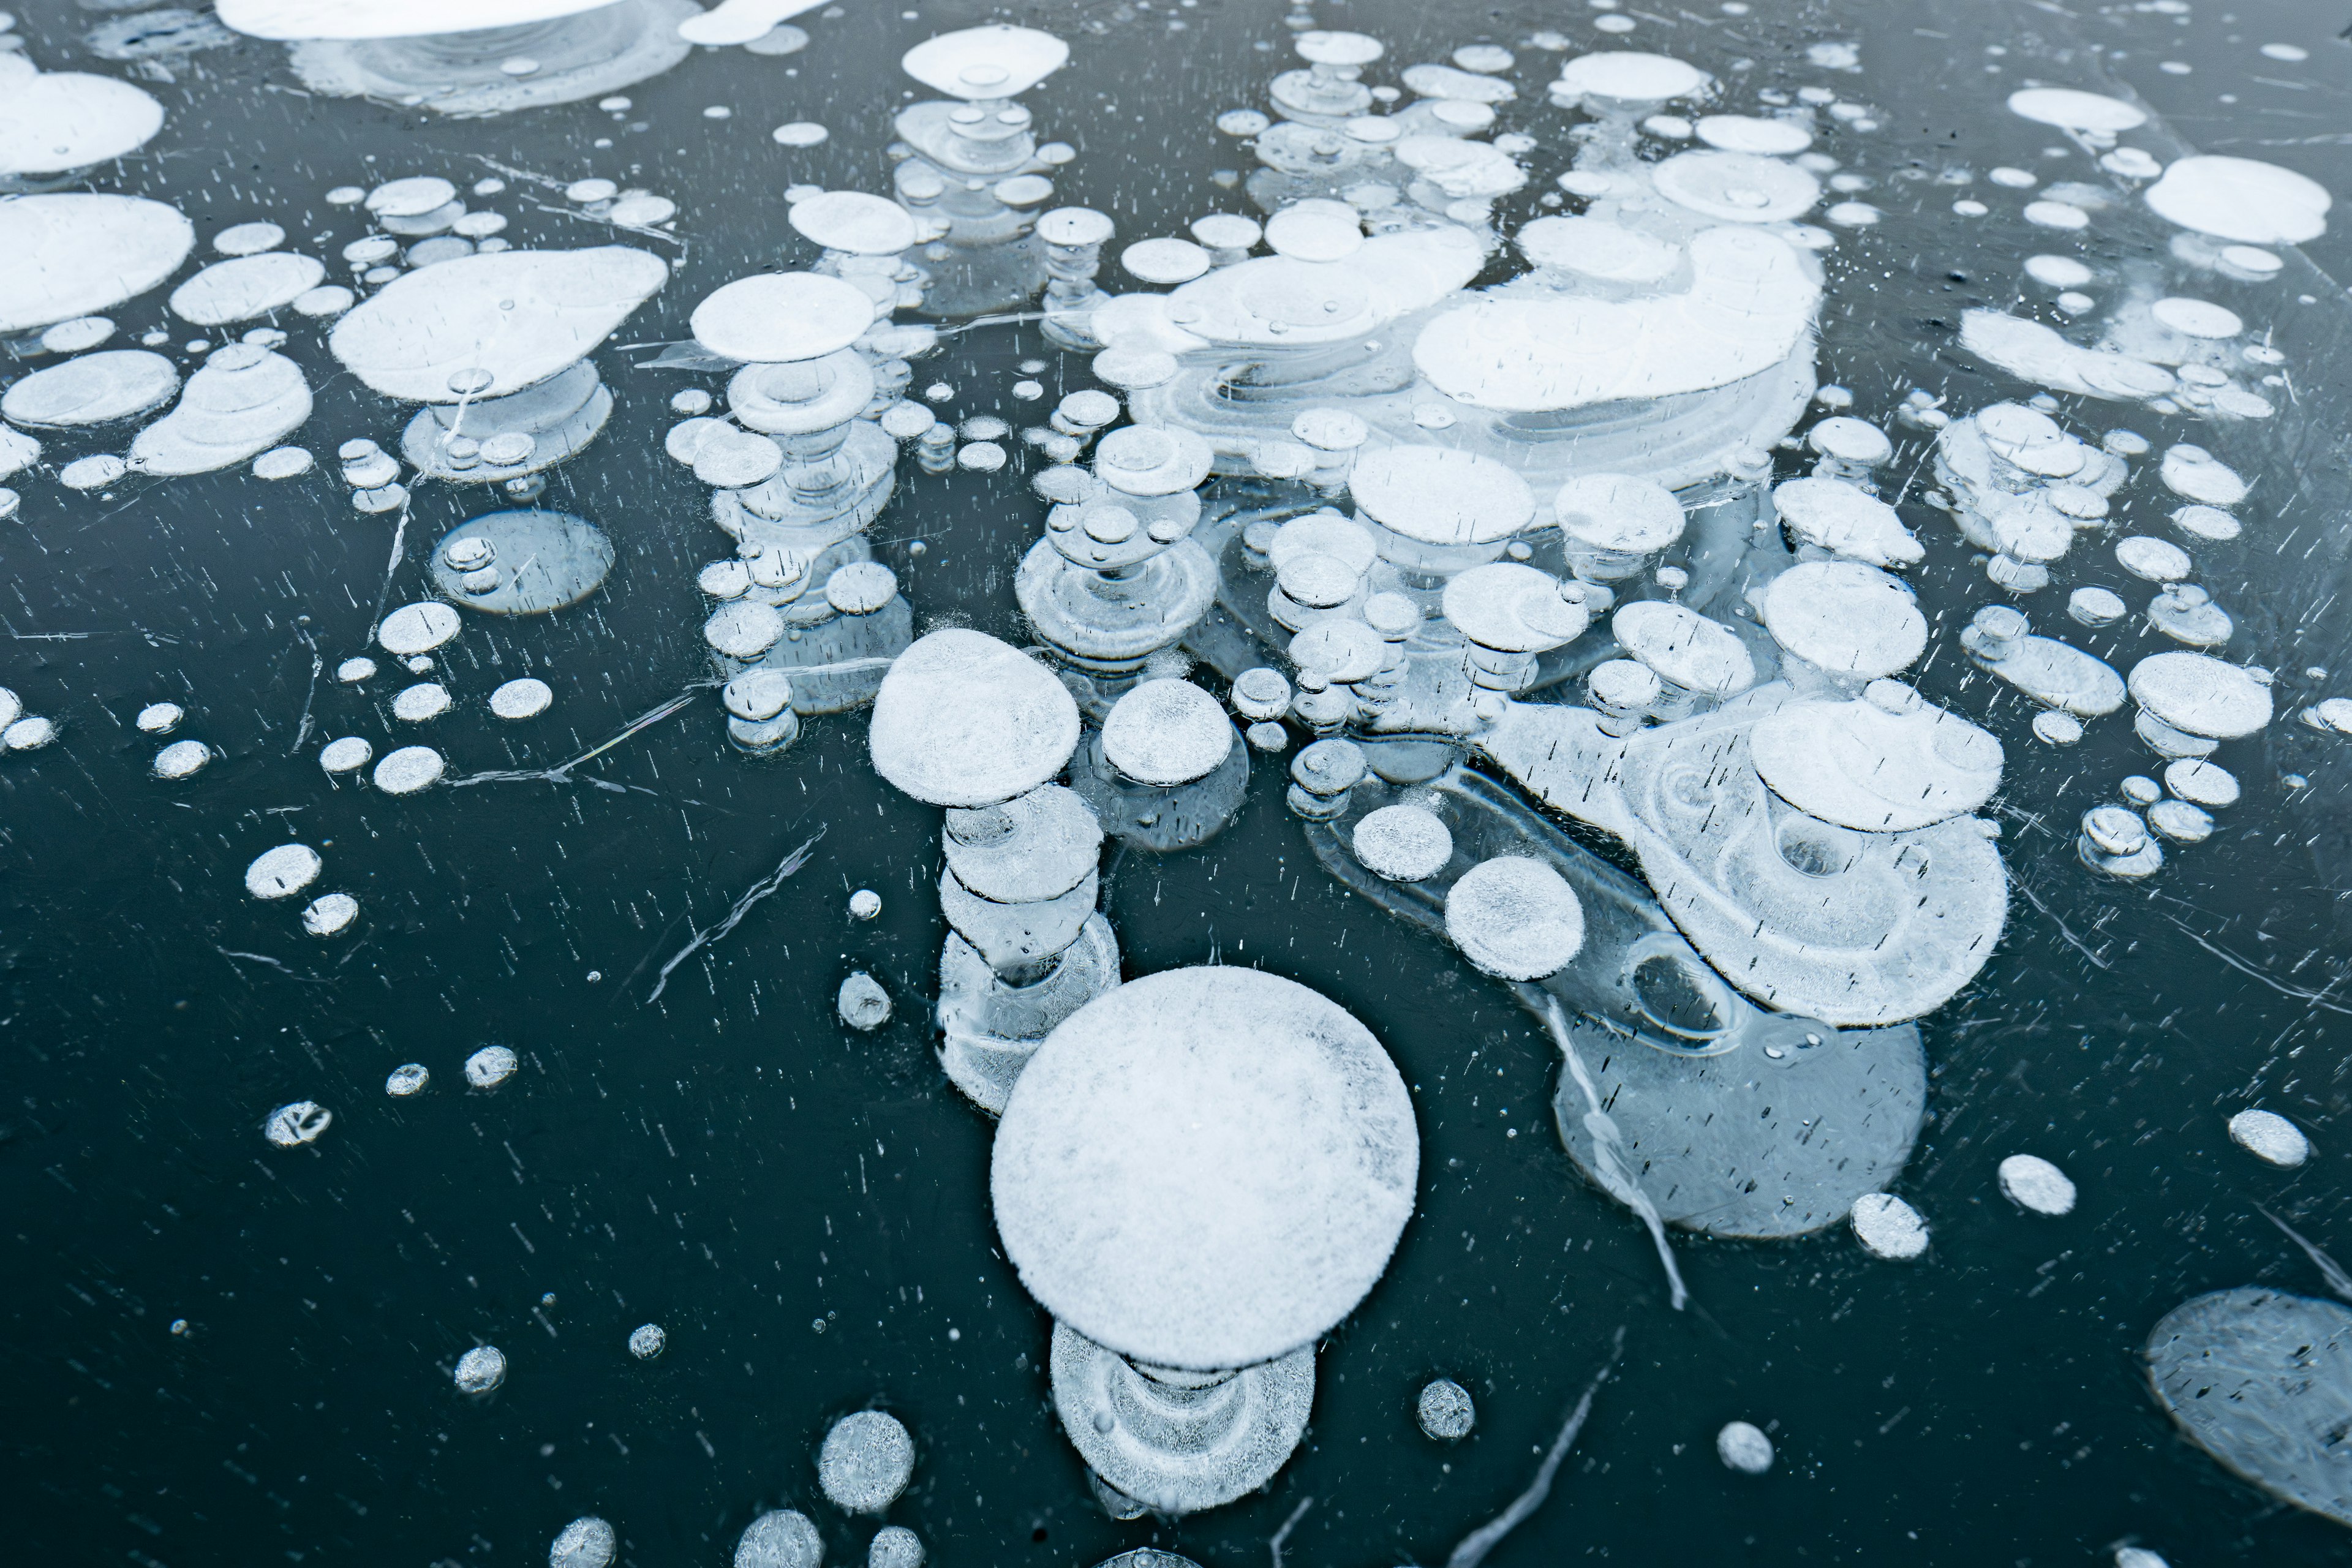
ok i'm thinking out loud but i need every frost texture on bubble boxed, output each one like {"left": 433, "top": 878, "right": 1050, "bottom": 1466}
{"left": 1717, "top": 1420, "right": 1773, "bottom": 1474}
{"left": 868, "top": 1525, "right": 924, "bottom": 1568}
{"left": 130, "top": 345, "right": 313, "bottom": 477}
{"left": 0, "top": 195, "right": 194, "bottom": 335}
{"left": 0, "top": 56, "right": 165, "bottom": 178}
{"left": 2148, "top": 1287, "right": 2352, "bottom": 1526}
{"left": 734, "top": 1509, "right": 822, "bottom": 1568}
{"left": 453, "top": 1344, "right": 506, "bottom": 1393}
{"left": 1850, "top": 1193, "right": 1929, "bottom": 1260}
{"left": 1417, "top": 1377, "right": 1475, "bottom": 1439}
{"left": 869, "top": 630, "right": 1080, "bottom": 807}
{"left": 992, "top": 967, "right": 1417, "bottom": 1370}
{"left": 246, "top": 843, "right": 322, "bottom": 899}
{"left": 549, "top": 1516, "right": 616, "bottom": 1568}
{"left": 2229, "top": 1109, "right": 2309, "bottom": 1168}
{"left": 1998, "top": 1155, "right": 2076, "bottom": 1215}
{"left": 627, "top": 1322, "right": 665, "bottom": 1359}
{"left": 817, "top": 1409, "right": 915, "bottom": 1513}
{"left": 1051, "top": 1321, "right": 1315, "bottom": 1513}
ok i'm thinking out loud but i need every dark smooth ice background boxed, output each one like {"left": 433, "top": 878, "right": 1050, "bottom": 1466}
{"left": 7, "top": 1, "right": 2352, "bottom": 1565}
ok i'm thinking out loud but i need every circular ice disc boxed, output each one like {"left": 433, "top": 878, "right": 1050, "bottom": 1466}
{"left": 2146, "top": 156, "right": 2330, "bottom": 246}
{"left": 1, "top": 350, "right": 178, "bottom": 428}
{"left": 426, "top": 511, "right": 614, "bottom": 615}
{"left": 1352, "top": 447, "right": 1533, "bottom": 545}
{"left": 1101, "top": 679, "right": 1233, "bottom": 786}
{"left": 1762, "top": 561, "right": 1926, "bottom": 678}
{"left": 1651, "top": 151, "right": 1820, "bottom": 224}
{"left": 1750, "top": 693, "right": 2002, "bottom": 832}
{"left": 992, "top": 967, "right": 1417, "bottom": 1370}
{"left": 1352, "top": 804, "right": 1453, "bottom": 882}
{"left": 870, "top": 630, "right": 1080, "bottom": 807}
{"left": 1051, "top": 1323, "right": 1314, "bottom": 1514}
{"left": 1446, "top": 856, "right": 1585, "bottom": 980}
{"left": 2128, "top": 652, "right": 2273, "bottom": 739}
{"left": 2006, "top": 87, "right": 2146, "bottom": 134}
{"left": 377, "top": 600, "right": 460, "bottom": 656}
{"left": 690, "top": 271, "right": 874, "bottom": 363}
{"left": 2149, "top": 1287, "right": 2352, "bottom": 1526}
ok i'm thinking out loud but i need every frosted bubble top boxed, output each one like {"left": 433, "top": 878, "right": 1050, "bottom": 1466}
{"left": 992, "top": 967, "right": 1417, "bottom": 1370}
{"left": 2228, "top": 1109, "right": 2309, "bottom": 1168}
{"left": 1446, "top": 856, "right": 1585, "bottom": 980}
{"left": 0, "top": 59, "right": 165, "bottom": 178}
{"left": 869, "top": 630, "right": 1080, "bottom": 807}
{"left": 219, "top": 0, "right": 617, "bottom": 40}
{"left": 1295, "top": 29, "right": 1383, "bottom": 67}
{"left": 1101, "top": 679, "right": 1232, "bottom": 786}
{"left": 1352, "top": 804, "right": 1453, "bottom": 883}
{"left": 1094, "top": 424, "right": 1214, "bottom": 497}
{"left": 2147, "top": 1287, "right": 2352, "bottom": 1528}
{"left": 1652, "top": 151, "right": 1822, "bottom": 224}
{"left": 1264, "top": 206, "right": 1364, "bottom": 264}
{"left": 1555, "top": 473, "right": 1685, "bottom": 554}
{"left": 1553, "top": 51, "right": 1708, "bottom": 104}
{"left": 1773, "top": 477, "right": 1920, "bottom": 568}
{"left": 789, "top": 192, "right": 919, "bottom": 256}
{"left": 816, "top": 1410, "right": 916, "bottom": 1513}
{"left": 331, "top": 247, "right": 669, "bottom": 402}
{"left": 2128, "top": 652, "right": 2273, "bottom": 739}
{"left": 1762, "top": 561, "right": 1927, "bottom": 679}
{"left": 900, "top": 24, "right": 1069, "bottom": 100}
{"left": 1517, "top": 216, "right": 1681, "bottom": 283}
{"left": 1999, "top": 1154, "right": 2076, "bottom": 1215}
{"left": 170, "top": 253, "right": 327, "bottom": 326}
{"left": 1694, "top": 114, "right": 1811, "bottom": 156}
{"left": 692, "top": 272, "right": 876, "bottom": 364}
{"left": 942, "top": 783, "right": 1101, "bottom": 903}
{"left": 2005, "top": 87, "right": 2147, "bottom": 134}
{"left": 1442, "top": 564, "right": 1589, "bottom": 653}
{"left": 0, "top": 194, "right": 195, "bottom": 336}
{"left": 1750, "top": 689, "right": 2003, "bottom": 832}
{"left": 2146, "top": 156, "right": 2330, "bottom": 246}
{"left": 1400, "top": 64, "right": 1514, "bottom": 104}
{"left": 1351, "top": 447, "right": 1534, "bottom": 545}
{"left": 1612, "top": 601, "right": 1755, "bottom": 696}
{"left": 379, "top": 601, "right": 461, "bottom": 657}
{"left": 246, "top": 843, "right": 322, "bottom": 899}
{"left": 1121, "top": 238, "right": 1212, "bottom": 285}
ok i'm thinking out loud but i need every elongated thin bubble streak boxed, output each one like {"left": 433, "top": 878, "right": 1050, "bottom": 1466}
{"left": 1542, "top": 998, "right": 1690, "bottom": 1310}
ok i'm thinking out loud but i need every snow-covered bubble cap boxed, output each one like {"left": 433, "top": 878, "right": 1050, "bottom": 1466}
{"left": 550, "top": 1517, "right": 616, "bottom": 1568}
{"left": 790, "top": 191, "right": 919, "bottom": 256}
{"left": 2128, "top": 652, "right": 2273, "bottom": 739}
{"left": 1554, "top": 473, "right": 1684, "bottom": 554}
{"left": 221, "top": 0, "right": 620, "bottom": 39}
{"left": 1807, "top": 417, "right": 1893, "bottom": 466}
{"left": 818, "top": 1410, "right": 916, "bottom": 1513}
{"left": 1652, "top": 151, "right": 1820, "bottom": 224}
{"left": 303, "top": 892, "right": 358, "bottom": 937}
{"left": 1121, "top": 238, "right": 1208, "bottom": 284}
{"left": 1352, "top": 447, "right": 1534, "bottom": 546}
{"left": 1446, "top": 855, "right": 1585, "bottom": 980}
{"left": 1611, "top": 600, "right": 1754, "bottom": 696}
{"left": 453, "top": 1344, "right": 506, "bottom": 1394}
{"left": 0, "top": 58, "right": 165, "bottom": 177}
{"left": 1, "top": 351, "right": 179, "bottom": 429}
{"left": 1264, "top": 204, "right": 1363, "bottom": 263}
{"left": 490, "top": 678, "right": 552, "bottom": 719}
{"left": 2158, "top": 445, "right": 2248, "bottom": 507}
{"left": 374, "top": 745, "right": 446, "bottom": 795}
{"left": 2006, "top": 87, "right": 2147, "bottom": 134}
{"left": 1295, "top": 29, "right": 1382, "bottom": 67}
{"left": 331, "top": 247, "right": 668, "bottom": 403}
{"left": 1101, "top": 679, "right": 1232, "bottom": 786}
{"left": 992, "top": 967, "right": 1416, "bottom": 1371}
{"left": 386, "top": 1063, "right": 429, "bottom": 1096}
{"left": 246, "top": 843, "right": 322, "bottom": 899}
{"left": 1095, "top": 424, "right": 1214, "bottom": 497}
{"left": 1762, "top": 561, "right": 1926, "bottom": 679}
{"left": 1417, "top": 1377, "right": 1476, "bottom": 1440}
{"left": 0, "top": 194, "right": 194, "bottom": 335}
{"left": 1850, "top": 1192, "right": 1929, "bottom": 1260}
{"left": 1552, "top": 51, "right": 1708, "bottom": 106}
{"left": 1750, "top": 685, "right": 2002, "bottom": 832}
{"left": 393, "top": 682, "right": 451, "bottom": 725}
{"left": 692, "top": 271, "right": 876, "bottom": 364}
{"left": 153, "top": 739, "right": 212, "bottom": 780}
{"left": 1997, "top": 1154, "right": 2076, "bottom": 1216}
{"left": 170, "top": 253, "right": 327, "bottom": 327}
{"left": 1773, "top": 477, "right": 1920, "bottom": 568}
{"left": 2151, "top": 297, "right": 2241, "bottom": 340}
{"left": 2146, "top": 156, "right": 2329, "bottom": 246}
{"left": 264, "top": 1100, "right": 332, "bottom": 1147}
{"left": 870, "top": 630, "right": 1080, "bottom": 807}
{"left": 1694, "top": 114, "right": 1811, "bottom": 156}
{"left": 735, "top": 1510, "right": 823, "bottom": 1568}
{"left": 1517, "top": 216, "right": 1681, "bottom": 283}
{"left": 902, "top": 23, "right": 1069, "bottom": 99}
{"left": 1442, "top": 564, "right": 1589, "bottom": 653}
{"left": 1717, "top": 1421, "right": 1774, "bottom": 1474}
{"left": 465, "top": 1045, "right": 519, "bottom": 1088}
{"left": 2165, "top": 758, "right": 2239, "bottom": 808}
{"left": 2229, "top": 1109, "right": 2309, "bottom": 1169}
{"left": 1353, "top": 804, "right": 1455, "bottom": 883}
{"left": 379, "top": 600, "right": 461, "bottom": 657}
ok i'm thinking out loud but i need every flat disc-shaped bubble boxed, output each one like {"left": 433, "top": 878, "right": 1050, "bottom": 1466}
{"left": 1101, "top": 680, "right": 1232, "bottom": 786}
{"left": 690, "top": 272, "right": 874, "bottom": 364}
{"left": 1392, "top": 137, "right": 1525, "bottom": 200}
{"left": 677, "top": 0, "right": 828, "bottom": 46}
{"left": 1613, "top": 601, "right": 1754, "bottom": 696}
{"left": 1749, "top": 689, "right": 2002, "bottom": 832}
{"left": 2128, "top": 652, "right": 2273, "bottom": 739}
{"left": 1999, "top": 1154, "right": 2076, "bottom": 1214}
{"left": 489, "top": 678, "right": 552, "bottom": 718}
{"left": 816, "top": 1410, "right": 916, "bottom": 1513}
{"left": 246, "top": 843, "right": 321, "bottom": 898}
{"left": 993, "top": 967, "right": 1417, "bottom": 1370}
{"left": 1050, "top": 1322, "right": 1314, "bottom": 1514}
{"left": 128, "top": 345, "right": 312, "bottom": 477}
{"left": 1553, "top": 50, "right": 1708, "bottom": 105}
{"left": 1773, "top": 477, "right": 1920, "bottom": 568}
{"left": 2006, "top": 87, "right": 2147, "bottom": 134}
{"left": 0, "top": 194, "right": 195, "bottom": 335}
{"left": 734, "top": 1509, "right": 823, "bottom": 1568}
{"left": 427, "top": 511, "right": 614, "bottom": 614}
{"left": 1447, "top": 856, "right": 1585, "bottom": 979}
{"left": 1415, "top": 228, "right": 1818, "bottom": 412}
{"left": 902, "top": 23, "right": 1069, "bottom": 98}
{"left": 790, "top": 190, "right": 918, "bottom": 255}
{"left": 0, "top": 59, "right": 165, "bottom": 176}
{"left": 942, "top": 785, "right": 1102, "bottom": 903}
{"left": 1401, "top": 62, "right": 1515, "bottom": 103}
{"left": 1352, "top": 804, "right": 1453, "bottom": 881}
{"left": 869, "top": 630, "right": 1080, "bottom": 807}
{"left": 1, "top": 350, "right": 179, "bottom": 429}
{"left": 2229, "top": 1109, "right": 2309, "bottom": 1167}
{"left": 331, "top": 247, "right": 668, "bottom": 402}
{"left": 1762, "top": 562, "right": 1926, "bottom": 678}
{"left": 549, "top": 1518, "right": 616, "bottom": 1568}
{"left": 222, "top": 0, "right": 629, "bottom": 37}
{"left": 168, "top": 253, "right": 326, "bottom": 326}
{"left": 1351, "top": 447, "right": 1533, "bottom": 545}
{"left": 1651, "top": 151, "right": 1821, "bottom": 223}
{"left": 302, "top": 892, "right": 358, "bottom": 936}
{"left": 378, "top": 600, "right": 461, "bottom": 656}
{"left": 1850, "top": 1192, "right": 1929, "bottom": 1259}
{"left": 1442, "top": 565, "right": 1588, "bottom": 654}
{"left": 374, "top": 745, "right": 445, "bottom": 794}
{"left": 1156, "top": 229, "right": 1483, "bottom": 347}
{"left": 1518, "top": 216, "right": 1682, "bottom": 284}
{"left": 1694, "top": 114, "right": 1812, "bottom": 155}
{"left": 2146, "top": 156, "right": 2330, "bottom": 246}
{"left": 2148, "top": 1287, "right": 2352, "bottom": 1526}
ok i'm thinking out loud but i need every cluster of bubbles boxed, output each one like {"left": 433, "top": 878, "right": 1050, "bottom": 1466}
{"left": 6, "top": 0, "right": 2345, "bottom": 1558}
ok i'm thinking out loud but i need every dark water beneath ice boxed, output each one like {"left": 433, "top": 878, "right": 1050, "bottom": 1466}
{"left": 9, "top": 1, "right": 2352, "bottom": 1565}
